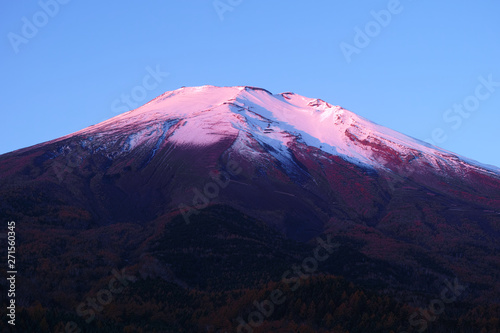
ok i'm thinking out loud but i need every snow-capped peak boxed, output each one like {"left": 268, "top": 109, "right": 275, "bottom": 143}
{"left": 67, "top": 85, "right": 499, "bottom": 176}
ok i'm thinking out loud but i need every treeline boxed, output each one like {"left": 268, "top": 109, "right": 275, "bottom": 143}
{"left": 3, "top": 275, "right": 499, "bottom": 332}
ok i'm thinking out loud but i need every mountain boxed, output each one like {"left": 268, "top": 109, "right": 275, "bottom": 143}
{"left": 1, "top": 85, "right": 499, "bottom": 332}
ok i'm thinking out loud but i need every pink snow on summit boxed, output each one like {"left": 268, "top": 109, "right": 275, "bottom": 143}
{"left": 61, "top": 85, "right": 499, "bottom": 175}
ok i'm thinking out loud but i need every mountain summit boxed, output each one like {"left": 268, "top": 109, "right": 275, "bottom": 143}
{"left": 59, "top": 85, "right": 500, "bottom": 176}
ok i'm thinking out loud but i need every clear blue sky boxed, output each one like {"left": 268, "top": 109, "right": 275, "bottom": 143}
{"left": 1, "top": 1, "right": 499, "bottom": 167}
